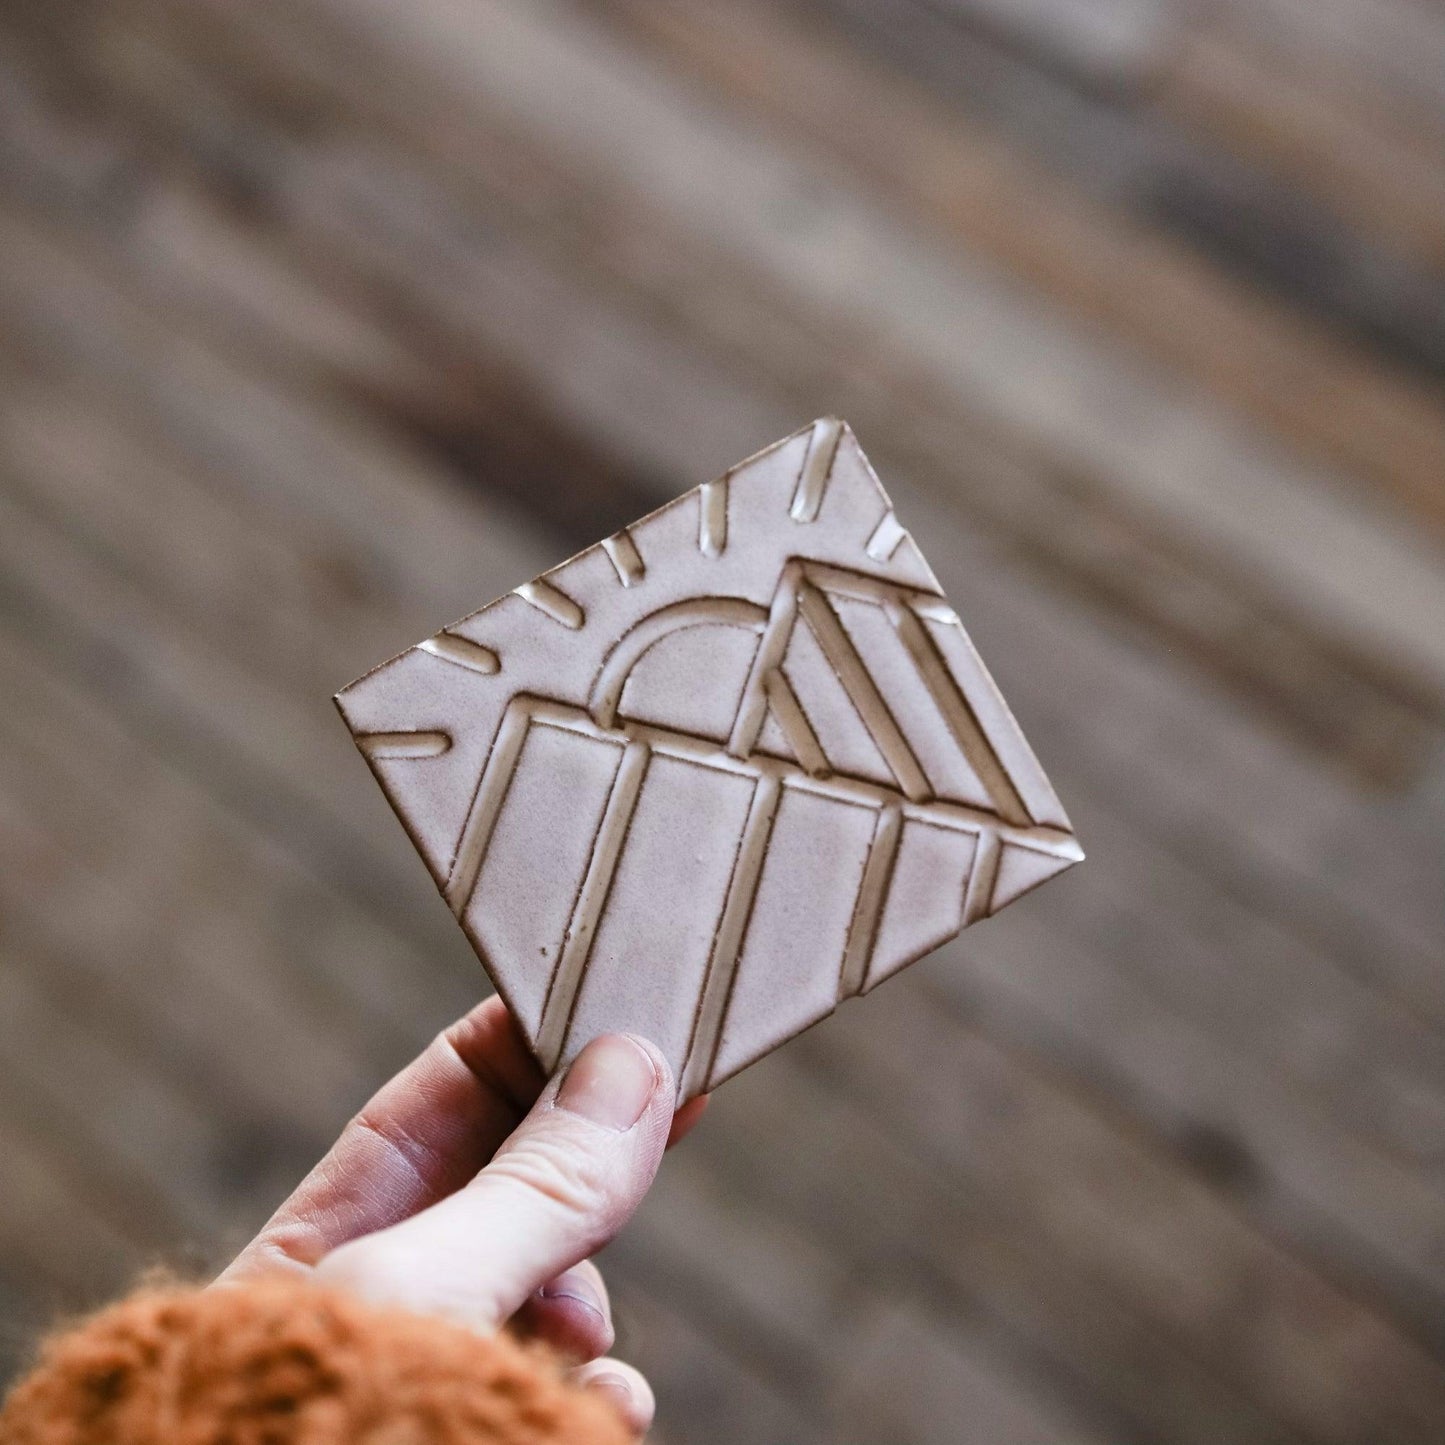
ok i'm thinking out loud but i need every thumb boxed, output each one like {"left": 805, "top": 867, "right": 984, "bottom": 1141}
{"left": 314, "top": 1033, "right": 672, "bottom": 1332}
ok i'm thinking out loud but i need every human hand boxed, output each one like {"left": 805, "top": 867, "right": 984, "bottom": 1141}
{"left": 219, "top": 997, "right": 706, "bottom": 1436}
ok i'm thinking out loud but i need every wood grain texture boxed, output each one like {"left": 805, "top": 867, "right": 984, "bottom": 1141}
{"left": 0, "top": 1, "right": 1442, "bottom": 1441}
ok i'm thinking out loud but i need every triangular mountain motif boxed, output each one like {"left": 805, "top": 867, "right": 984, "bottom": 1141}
{"left": 336, "top": 418, "right": 1082, "bottom": 1102}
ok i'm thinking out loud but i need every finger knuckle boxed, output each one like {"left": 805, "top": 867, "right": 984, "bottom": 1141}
{"left": 491, "top": 1136, "right": 613, "bottom": 1222}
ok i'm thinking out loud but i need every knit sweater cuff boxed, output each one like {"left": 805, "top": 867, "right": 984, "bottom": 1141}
{"left": 0, "top": 1276, "right": 630, "bottom": 1444}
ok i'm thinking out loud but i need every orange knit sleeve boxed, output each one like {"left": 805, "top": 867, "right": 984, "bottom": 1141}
{"left": 0, "top": 1277, "right": 631, "bottom": 1445}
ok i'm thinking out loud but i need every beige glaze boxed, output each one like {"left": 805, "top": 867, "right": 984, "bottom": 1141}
{"left": 336, "top": 420, "right": 1082, "bottom": 1102}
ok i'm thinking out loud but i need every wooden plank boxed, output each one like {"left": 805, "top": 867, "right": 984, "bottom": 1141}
{"left": 0, "top": 181, "right": 553, "bottom": 647}
{"left": 0, "top": 249, "right": 553, "bottom": 659}
{"left": 934, "top": 547, "right": 1445, "bottom": 1008}
{"left": 914, "top": 0, "right": 1187, "bottom": 87}
{"left": 768, "top": 502, "right": 1445, "bottom": 1335}
{"left": 913, "top": 0, "right": 1445, "bottom": 179}
{"left": 0, "top": 1112, "right": 145, "bottom": 1387}
{"left": 0, "top": 381, "right": 406, "bottom": 705}
{"left": 0, "top": 771, "right": 368, "bottom": 1208}
{"left": 606, "top": 1279, "right": 832, "bottom": 1445}
{"left": 807, "top": 975, "right": 1445, "bottom": 1423}
{"left": 623, "top": 975, "right": 1445, "bottom": 1442}
{"left": 1163, "top": 19, "right": 1445, "bottom": 273}
{"left": 833, "top": 1301, "right": 1112, "bottom": 1445}
{"left": 0, "top": 282, "right": 538, "bottom": 974}
{"left": 606, "top": 0, "right": 1445, "bottom": 542}
{"left": 695, "top": 1052, "right": 1357, "bottom": 1444}
{"left": 954, "top": 908, "right": 1445, "bottom": 1340}
{"left": 1215, "top": 0, "right": 1445, "bottom": 140}
{"left": 0, "top": 485, "right": 455, "bottom": 967}
{"left": 627, "top": 1134, "right": 1228, "bottom": 1444}
{"left": 1017, "top": 801, "right": 1445, "bottom": 1173}
{"left": 782, "top": 0, "right": 1445, "bottom": 375}
{"left": 609, "top": 1161, "right": 848, "bottom": 1412}
{"left": 0, "top": 933, "right": 227, "bottom": 1246}
{"left": 0, "top": 15, "right": 670, "bottom": 552}
{"left": 0, "top": 623, "right": 448, "bottom": 1116}
{"left": 0, "top": 1109, "right": 145, "bottom": 1305}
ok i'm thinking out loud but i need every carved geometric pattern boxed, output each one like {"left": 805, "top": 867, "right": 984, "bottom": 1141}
{"left": 336, "top": 419, "right": 1082, "bottom": 1101}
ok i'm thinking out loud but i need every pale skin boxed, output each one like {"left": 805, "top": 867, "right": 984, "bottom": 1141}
{"left": 219, "top": 997, "right": 707, "bottom": 1438}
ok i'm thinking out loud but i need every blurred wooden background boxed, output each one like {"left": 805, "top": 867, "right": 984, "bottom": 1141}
{"left": 2, "top": 1, "right": 1445, "bottom": 1440}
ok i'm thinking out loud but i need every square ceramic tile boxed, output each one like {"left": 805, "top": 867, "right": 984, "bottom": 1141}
{"left": 337, "top": 420, "right": 1082, "bottom": 1100}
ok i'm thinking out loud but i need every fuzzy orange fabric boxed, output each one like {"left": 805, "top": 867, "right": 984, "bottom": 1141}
{"left": 0, "top": 1279, "right": 631, "bottom": 1445}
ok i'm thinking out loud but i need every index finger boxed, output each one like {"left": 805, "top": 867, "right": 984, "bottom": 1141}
{"left": 220, "top": 997, "right": 710, "bottom": 1284}
{"left": 220, "top": 995, "right": 543, "bottom": 1282}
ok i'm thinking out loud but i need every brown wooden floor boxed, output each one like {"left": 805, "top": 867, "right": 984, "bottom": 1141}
{"left": 2, "top": 1, "right": 1444, "bottom": 1440}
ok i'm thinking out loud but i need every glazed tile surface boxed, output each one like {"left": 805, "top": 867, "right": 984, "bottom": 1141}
{"left": 337, "top": 420, "right": 1082, "bottom": 1100}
